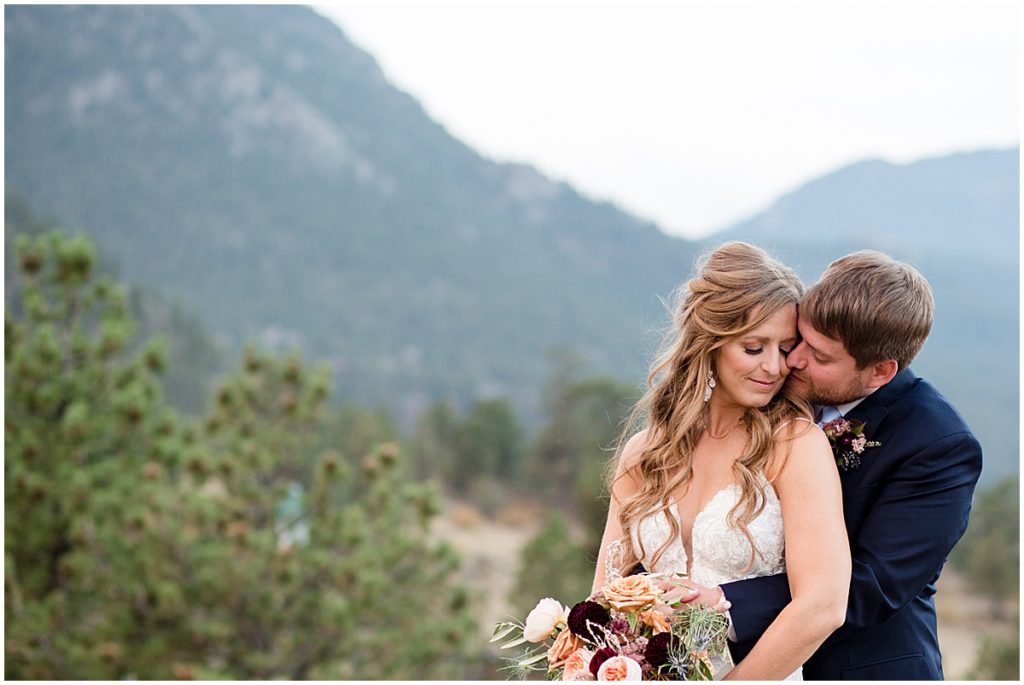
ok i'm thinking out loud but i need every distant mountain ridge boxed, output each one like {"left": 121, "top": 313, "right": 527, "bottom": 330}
{"left": 716, "top": 148, "right": 1018, "bottom": 265}
{"left": 5, "top": 4, "right": 695, "bottom": 423}
{"left": 4, "top": 5, "right": 1018, "bottom": 482}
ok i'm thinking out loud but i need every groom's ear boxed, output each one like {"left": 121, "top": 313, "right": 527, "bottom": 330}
{"left": 864, "top": 359, "right": 899, "bottom": 390}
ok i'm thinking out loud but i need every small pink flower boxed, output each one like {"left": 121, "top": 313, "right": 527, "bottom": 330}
{"left": 852, "top": 435, "right": 867, "bottom": 453}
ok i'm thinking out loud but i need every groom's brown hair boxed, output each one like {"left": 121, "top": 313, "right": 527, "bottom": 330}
{"left": 801, "top": 250, "right": 933, "bottom": 370}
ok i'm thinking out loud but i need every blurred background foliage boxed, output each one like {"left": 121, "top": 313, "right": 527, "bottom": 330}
{"left": 948, "top": 477, "right": 1020, "bottom": 680}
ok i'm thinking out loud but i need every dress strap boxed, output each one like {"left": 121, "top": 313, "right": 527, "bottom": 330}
{"left": 772, "top": 417, "right": 813, "bottom": 437}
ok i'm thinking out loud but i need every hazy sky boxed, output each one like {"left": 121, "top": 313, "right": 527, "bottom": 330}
{"left": 315, "top": 1, "right": 1019, "bottom": 239}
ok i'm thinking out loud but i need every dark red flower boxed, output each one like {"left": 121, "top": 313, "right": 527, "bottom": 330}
{"left": 568, "top": 600, "right": 611, "bottom": 642}
{"left": 589, "top": 647, "right": 618, "bottom": 677}
{"left": 644, "top": 632, "right": 679, "bottom": 668}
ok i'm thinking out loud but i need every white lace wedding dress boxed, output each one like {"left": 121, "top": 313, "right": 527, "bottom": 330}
{"left": 629, "top": 477, "right": 802, "bottom": 680}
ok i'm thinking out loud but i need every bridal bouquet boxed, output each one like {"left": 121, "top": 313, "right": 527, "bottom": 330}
{"left": 492, "top": 573, "right": 729, "bottom": 681}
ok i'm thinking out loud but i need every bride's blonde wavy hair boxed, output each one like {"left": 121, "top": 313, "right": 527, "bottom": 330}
{"left": 610, "top": 241, "right": 811, "bottom": 575}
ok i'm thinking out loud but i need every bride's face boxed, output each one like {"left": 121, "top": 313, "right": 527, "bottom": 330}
{"left": 712, "top": 304, "right": 798, "bottom": 409}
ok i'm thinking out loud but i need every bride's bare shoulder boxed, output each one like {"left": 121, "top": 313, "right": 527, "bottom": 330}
{"left": 611, "top": 428, "right": 660, "bottom": 493}
{"left": 768, "top": 418, "right": 829, "bottom": 481}
{"left": 619, "top": 427, "right": 661, "bottom": 467}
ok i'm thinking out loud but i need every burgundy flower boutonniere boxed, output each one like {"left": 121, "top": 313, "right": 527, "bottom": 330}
{"left": 821, "top": 418, "right": 882, "bottom": 472}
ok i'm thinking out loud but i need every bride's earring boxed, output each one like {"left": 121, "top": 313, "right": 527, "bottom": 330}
{"left": 704, "top": 369, "right": 716, "bottom": 402}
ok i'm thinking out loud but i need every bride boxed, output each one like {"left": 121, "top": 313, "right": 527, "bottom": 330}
{"left": 593, "top": 242, "right": 850, "bottom": 680}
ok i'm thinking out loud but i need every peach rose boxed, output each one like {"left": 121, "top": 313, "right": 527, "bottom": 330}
{"left": 603, "top": 574, "right": 660, "bottom": 611}
{"left": 562, "top": 648, "right": 594, "bottom": 680}
{"left": 547, "top": 628, "right": 585, "bottom": 671}
{"left": 597, "top": 655, "right": 643, "bottom": 681}
{"left": 639, "top": 607, "right": 671, "bottom": 634}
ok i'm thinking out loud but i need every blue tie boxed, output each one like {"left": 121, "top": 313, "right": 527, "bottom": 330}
{"left": 816, "top": 405, "right": 842, "bottom": 428}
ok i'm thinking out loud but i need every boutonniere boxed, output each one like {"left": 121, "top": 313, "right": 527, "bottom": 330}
{"left": 821, "top": 418, "right": 882, "bottom": 472}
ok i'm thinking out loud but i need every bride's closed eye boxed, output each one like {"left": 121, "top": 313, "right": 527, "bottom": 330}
{"left": 744, "top": 347, "right": 792, "bottom": 356}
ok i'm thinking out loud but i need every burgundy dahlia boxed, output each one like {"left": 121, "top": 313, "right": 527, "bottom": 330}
{"left": 567, "top": 600, "right": 611, "bottom": 642}
{"left": 589, "top": 647, "right": 618, "bottom": 677}
{"left": 644, "top": 632, "right": 679, "bottom": 668}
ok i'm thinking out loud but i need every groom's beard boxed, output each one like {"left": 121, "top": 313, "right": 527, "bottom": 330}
{"left": 788, "top": 372, "right": 867, "bottom": 407}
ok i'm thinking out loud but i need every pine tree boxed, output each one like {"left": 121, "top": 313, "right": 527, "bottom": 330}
{"left": 950, "top": 477, "right": 1019, "bottom": 615}
{"left": 452, "top": 398, "right": 524, "bottom": 509}
{"left": 408, "top": 399, "right": 457, "bottom": 482}
{"left": 5, "top": 231, "right": 478, "bottom": 678}
{"left": 527, "top": 367, "right": 636, "bottom": 550}
{"left": 6, "top": 230, "right": 176, "bottom": 677}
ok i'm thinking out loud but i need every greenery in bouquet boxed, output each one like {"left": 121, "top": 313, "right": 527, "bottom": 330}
{"left": 493, "top": 573, "right": 729, "bottom": 681}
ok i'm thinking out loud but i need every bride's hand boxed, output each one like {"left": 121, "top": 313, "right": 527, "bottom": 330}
{"left": 657, "top": 575, "right": 699, "bottom": 605}
{"left": 659, "top": 577, "right": 731, "bottom": 612}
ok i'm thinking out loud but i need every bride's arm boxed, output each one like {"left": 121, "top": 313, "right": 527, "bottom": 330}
{"left": 724, "top": 423, "right": 851, "bottom": 680}
{"left": 591, "top": 429, "right": 647, "bottom": 594}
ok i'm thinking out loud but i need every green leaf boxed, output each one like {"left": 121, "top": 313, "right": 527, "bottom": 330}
{"left": 490, "top": 622, "right": 521, "bottom": 643}
{"left": 500, "top": 634, "right": 531, "bottom": 649}
{"left": 518, "top": 652, "right": 550, "bottom": 667}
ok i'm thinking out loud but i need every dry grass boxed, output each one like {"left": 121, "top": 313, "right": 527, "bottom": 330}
{"left": 936, "top": 568, "right": 1018, "bottom": 679}
{"left": 430, "top": 498, "right": 542, "bottom": 634}
{"left": 495, "top": 499, "right": 544, "bottom": 527}
{"left": 448, "top": 502, "right": 486, "bottom": 528}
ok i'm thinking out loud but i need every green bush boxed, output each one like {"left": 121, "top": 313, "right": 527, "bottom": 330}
{"left": 966, "top": 628, "right": 1020, "bottom": 680}
{"left": 5, "top": 231, "right": 476, "bottom": 679}
{"left": 950, "top": 477, "right": 1019, "bottom": 615}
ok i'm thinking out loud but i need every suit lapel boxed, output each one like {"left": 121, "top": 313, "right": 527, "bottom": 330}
{"left": 835, "top": 369, "right": 917, "bottom": 484}
{"left": 844, "top": 368, "right": 917, "bottom": 433}
{"left": 844, "top": 402, "right": 889, "bottom": 441}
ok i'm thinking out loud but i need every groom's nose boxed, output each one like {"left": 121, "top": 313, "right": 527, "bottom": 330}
{"left": 787, "top": 342, "right": 808, "bottom": 369}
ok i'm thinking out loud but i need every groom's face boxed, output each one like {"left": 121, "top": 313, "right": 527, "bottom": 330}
{"left": 785, "top": 318, "right": 873, "bottom": 406}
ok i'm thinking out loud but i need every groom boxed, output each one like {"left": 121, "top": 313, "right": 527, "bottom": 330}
{"left": 721, "top": 250, "right": 982, "bottom": 679}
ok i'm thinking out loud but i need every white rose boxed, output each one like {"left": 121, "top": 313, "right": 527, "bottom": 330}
{"left": 523, "top": 597, "right": 568, "bottom": 642}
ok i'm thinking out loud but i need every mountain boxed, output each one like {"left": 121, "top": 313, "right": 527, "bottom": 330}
{"left": 717, "top": 149, "right": 1018, "bottom": 264}
{"left": 4, "top": 5, "right": 695, "bottom": 423}
{"left": 4, "top": 6, "right": 1017, "bottom": 483}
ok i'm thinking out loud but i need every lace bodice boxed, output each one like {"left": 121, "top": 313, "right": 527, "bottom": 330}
{"left": 624, "top": 478, "right": 800, "bottom": 680}
{"left": 630, "top": 480, "right": 786, "bottom": 587}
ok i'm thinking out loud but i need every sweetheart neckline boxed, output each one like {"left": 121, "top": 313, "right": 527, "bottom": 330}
{"left": 665, "top": 481, "right": 781, "bottom": 576}
{"left": 670, "top": 484, "right": 740, "bottom": 575}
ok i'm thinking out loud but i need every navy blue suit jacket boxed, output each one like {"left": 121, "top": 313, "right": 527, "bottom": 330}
{"left": 722, "top": 368, "right": 982, "bottom": 679}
